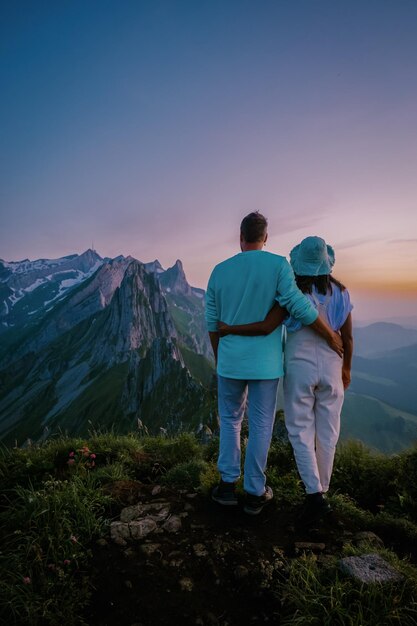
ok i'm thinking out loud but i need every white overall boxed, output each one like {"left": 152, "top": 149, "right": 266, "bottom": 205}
{"left": 283, "top": 291, "right": 344, "bottom": 494}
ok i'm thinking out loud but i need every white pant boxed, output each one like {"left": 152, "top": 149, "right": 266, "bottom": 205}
{"left": 217, "top": 375, "right": 279, "bottom": 496}
{"left": 283, "top": 326, "right": 344, "bottom": 494}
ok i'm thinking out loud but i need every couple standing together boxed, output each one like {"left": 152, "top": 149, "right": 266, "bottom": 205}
{"left": 205, "top": 212, "right": 353, "bottom": 522}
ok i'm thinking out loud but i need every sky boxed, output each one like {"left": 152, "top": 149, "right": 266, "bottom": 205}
{"left": 1, "top": 0, "right": 417, "bottom": 321}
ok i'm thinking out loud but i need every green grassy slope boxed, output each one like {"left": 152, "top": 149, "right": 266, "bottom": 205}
{"left": 341, "top": 392, "right": 417, "bottom": 454}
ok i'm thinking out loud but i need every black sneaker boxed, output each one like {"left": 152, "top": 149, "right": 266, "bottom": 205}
{"left": 243, "top": 485, "right": 274, "bottom": 515}
{"left": 211, "top": 480, "right": 238, "bottom": 506}
{"left": 299, "top": 492, "right": 332, "bottom": 526}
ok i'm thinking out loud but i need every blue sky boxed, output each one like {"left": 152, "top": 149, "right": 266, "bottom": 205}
{"left": 1, "top": 0, "right": 417, "bottom": 319}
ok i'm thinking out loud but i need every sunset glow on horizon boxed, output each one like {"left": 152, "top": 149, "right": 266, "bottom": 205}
{"left": 1, "top": 0, "right": 416, "bottom": 321}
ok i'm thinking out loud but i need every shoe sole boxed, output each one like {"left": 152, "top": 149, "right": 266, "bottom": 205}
{"left": 243, "top": 499, "right": 273, "bottom": 516}
{"left": 211, "top": 495, "right": 238, "bottom": 506}
{"left": 243, "top": 505, "right": 264, "bottom": 515}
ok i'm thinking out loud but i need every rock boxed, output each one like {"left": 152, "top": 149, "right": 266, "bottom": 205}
{"left": 193, "top": 543, "right": 209, "bottom": 557}
{"left": 120, "top": 502, "right": 170, "bottom": 523}
{"left": 179, "top": 512, "right": 189, "bottom": 519}
{"left": 162, "top": 516, "right": 182, "bottom": 533}
{"left": 149, "top": 508, "right": 171, "bottom": 522}
{"left": 168, "top": 550, "right": 184, "bottom": 567}
{"left": 151, "top": 485, "right": 162, "bottom": 496}
{"left": 353, "top": 531, "right": 384, "bottom": 549}
{"left": 114, "top": 537, "right": 128, "bottom": 547}
{"left": 129, "top": 519, "right": 157, "bottom": 539}
{"left": 339, "top": 553, "right": 403, "bottom": 584}
{"left": 294, "top": 542, "right": 326, "bottom": 553}
{"left": 124, "top": 580, "right": 133, "bottom": 589}
{"left": 120, "top": 504, "right": 146, "bottom": 522}
{"left": 179, "top": 577, "right": 194, "bottom": 592}
{"left": 111, "top": 521, "right": 131, "bottom": 541}
{"left": 184, "top": 503, "right": 195, "bottom": 512}
{"left": 140, "top": 543, "right": 161, "bottom": 556}
{"left": 234, "top": 565, "right": 249, "bottom": 579}
{"left": 186, "top": 492, "right": 198, "bottom": 499}
{"left": 111, "top": 518, "right": 157, "bottom": 542}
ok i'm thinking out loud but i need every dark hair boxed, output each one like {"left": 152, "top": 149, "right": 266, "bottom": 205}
{"left": 240, "top": 211, "right": 268, "bottom": 243}
{"left": 295, "top": 274, "right": 346, "bottom": 295}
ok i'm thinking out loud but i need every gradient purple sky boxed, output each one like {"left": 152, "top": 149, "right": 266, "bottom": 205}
{"left": 1, "top": 1, "right": 417, "bottom": 321}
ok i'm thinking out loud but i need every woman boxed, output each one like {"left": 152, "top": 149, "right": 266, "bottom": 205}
{"left": 219, "top": 236, "right": 353, "bottom": 523}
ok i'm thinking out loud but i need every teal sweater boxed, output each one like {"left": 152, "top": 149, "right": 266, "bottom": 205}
{"left": 205, "top": 250, "right": 318, "bottom": 379}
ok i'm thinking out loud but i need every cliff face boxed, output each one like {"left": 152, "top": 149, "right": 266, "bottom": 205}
{"left": 154, "top": 260, "right": 212, "bottom": 362}
{"left": 0, "top": 255, "right": 212, "bottom": 444}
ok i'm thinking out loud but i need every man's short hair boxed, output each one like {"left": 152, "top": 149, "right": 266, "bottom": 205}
{"left": 240, "top": 211, "right": 268, "bottom": 243}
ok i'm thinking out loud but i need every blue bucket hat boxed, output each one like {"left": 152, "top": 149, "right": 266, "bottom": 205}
{"left": 290, "top": 236, "right": 335, "bottom": 276}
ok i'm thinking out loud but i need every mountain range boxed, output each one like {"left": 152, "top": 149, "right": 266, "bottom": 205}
{"left": 0, "top": 251, "right": 214, "bottom": 445}
{"left": 1, "top": 250, "right": 416, "bottom": 453}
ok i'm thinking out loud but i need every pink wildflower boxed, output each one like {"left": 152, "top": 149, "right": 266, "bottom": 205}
{"left": 68, "top": 451, "right": 75, "bottom": 458}
{"left": 63, "top": 559, "right": 71, "bottom": 566}
{"left": 67, "top": 458, "right": 75, "bottom": 466}
{"left": 90, "top": 460, "right": 95, "bottom": 467}
{"left": 47, "top": 563, "right": 56, "bottom": 571}
{"left": 89, "top": 453, "right": 96, "bottom": 459}
{"left": 23, "top": 577, "right": 31, "bottom": 585}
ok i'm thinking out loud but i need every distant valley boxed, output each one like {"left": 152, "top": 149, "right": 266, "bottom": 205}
{"left": 342, "top": 322, "right": 417, "bottom": 452}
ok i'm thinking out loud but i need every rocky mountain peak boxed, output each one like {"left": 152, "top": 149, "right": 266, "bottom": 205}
{"left": 159, "top": 259, "right": 192, "bottom": 295}
{"left": 143, "top": 259, "right": 164, "bottom": 274}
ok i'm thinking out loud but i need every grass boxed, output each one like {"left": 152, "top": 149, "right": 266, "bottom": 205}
{"left": 276, "top": 550, "right": 417, "bottom": 626}
{"left": 1, "top": 432, "right": 417, "bottom": 624}
{"left": 0, "top": 474, "right": 111, "bottom": 625}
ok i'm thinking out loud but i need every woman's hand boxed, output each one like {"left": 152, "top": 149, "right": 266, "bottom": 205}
{"left": 342, "top": 366, "right": 351, "bottom": 390}
{"left": 218, "top": 322, "right": 230, "bottom": 337}
{"left": 327, "top": 331, "right": 344, "bottom": 358}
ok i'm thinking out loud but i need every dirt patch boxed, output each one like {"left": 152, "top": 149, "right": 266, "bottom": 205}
{"left": 86, "top": 487, "right": 352, "bottom": 626}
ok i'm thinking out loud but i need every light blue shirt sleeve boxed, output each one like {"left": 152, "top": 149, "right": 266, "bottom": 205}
{"left": 275, "top": 259, "right": 318, "bottom": 326}
{"left": 205, "top": 269, "right": 218, "bottom": 332}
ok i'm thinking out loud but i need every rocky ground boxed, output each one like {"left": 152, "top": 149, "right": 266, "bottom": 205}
{"left": 86, "top": 481, "right": 406, "bottom": 626}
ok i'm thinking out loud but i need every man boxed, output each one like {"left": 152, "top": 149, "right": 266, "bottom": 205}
{"left": 205, "top": 212, "right": 343, "bottom": 515}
